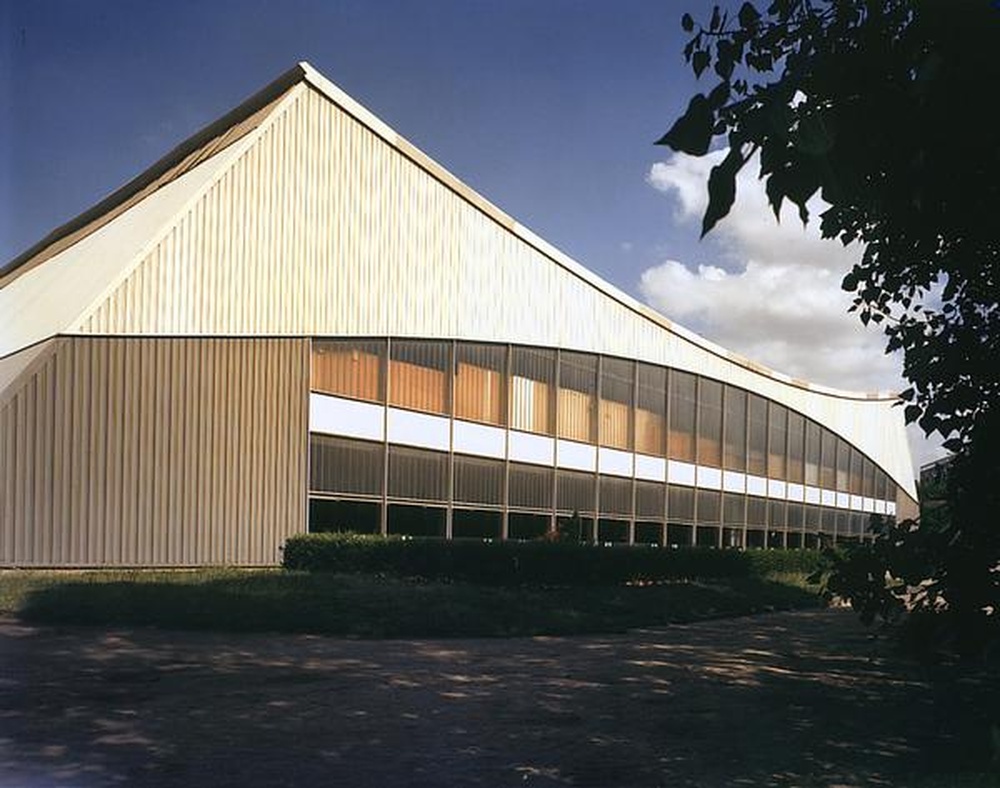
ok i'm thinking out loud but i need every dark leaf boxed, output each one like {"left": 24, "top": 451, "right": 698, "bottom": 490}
{"left": 708, "top": 80, "right": 731, "bottom": 108}
{"left": 693, "top": 49, "right": 711, "bottom": 78}
{"left": 656, "top": 93, "right": 714, "bottom": 155}
{"left": 738, "top": 2, "right": 761, "bottom": 28}
{"left": 715, "top": 40, "right": 738, "bottom": 79}
{"left": 701, "top": 147, "right": 744, "bottom": 237}
{"left": 904, "top": 404, "right": 922, "bottom": 423}
{"left": 681, "top": 12, "right": 694, "bottom": 32}
{"left": 765, "top": 170, "right": 785, "bottom": 220}
{"left": 710, "top": 5, "right": 721, "bottom": 31}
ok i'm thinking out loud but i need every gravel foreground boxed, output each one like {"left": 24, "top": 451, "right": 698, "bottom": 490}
{"left": 1, "top": 609, "right": 996, "bottom": 787}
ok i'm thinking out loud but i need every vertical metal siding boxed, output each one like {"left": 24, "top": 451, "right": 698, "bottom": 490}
{"left": 0, "top": 337, "right": 308, "bottom": 566}
{"left": 69, "top": 83, "right": 913, "bottom": 498}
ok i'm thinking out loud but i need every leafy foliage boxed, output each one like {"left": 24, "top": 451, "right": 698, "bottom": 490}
{"left": 663, "top": 0, "right": 1000, "bottom": 655}
{"left": 283, "top": 532, "right": 825, "bottom": 587}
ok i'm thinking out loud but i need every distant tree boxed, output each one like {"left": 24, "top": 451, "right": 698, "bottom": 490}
{"left": 660, "top": 0, "right": 1000, "bottom": 655}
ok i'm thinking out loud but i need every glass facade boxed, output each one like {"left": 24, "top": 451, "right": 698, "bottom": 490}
{"left": 307, "top": 338, "right": 901, "bottom": 545}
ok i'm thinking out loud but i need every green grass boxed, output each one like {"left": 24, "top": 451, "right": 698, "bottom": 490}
{"left": 0, "top": 568, "right": 822, "bottom": 638}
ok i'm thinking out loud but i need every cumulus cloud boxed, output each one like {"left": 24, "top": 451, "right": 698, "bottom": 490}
{"left": 642, "top": 151, "right": 944, "bottom": 468}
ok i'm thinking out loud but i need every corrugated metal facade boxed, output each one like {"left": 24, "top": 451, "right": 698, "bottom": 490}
{"left": 0, "top": 63, "right": 917, "bottom": 560}
{"left": 62, "top": 80, "right": 913, "bottom": 497}
{"left": 0, "top": 337, "right": 308, "bottom": 566}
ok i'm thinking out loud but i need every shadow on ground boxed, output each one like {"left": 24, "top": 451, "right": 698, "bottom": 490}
{"left": 1, "top": 609, "right": 996, "bottom": 787}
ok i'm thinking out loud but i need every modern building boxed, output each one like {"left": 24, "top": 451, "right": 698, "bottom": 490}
{"left": 0, "top": 62, "right": 917, "bottom": 566}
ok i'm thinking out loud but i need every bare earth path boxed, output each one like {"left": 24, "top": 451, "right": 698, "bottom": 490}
{"left": 0, "top": 609, "right": 995, "bottom": 787}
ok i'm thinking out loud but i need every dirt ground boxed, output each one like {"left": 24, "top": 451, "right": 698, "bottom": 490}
{"left": 1, "top": 609, "right": 996, "bottom": 787}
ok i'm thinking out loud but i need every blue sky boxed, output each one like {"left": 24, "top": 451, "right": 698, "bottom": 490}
{"left": 1, "top": 0, "right": 707, "bottom": 287}
{"left": 1, "top": 1, "right": 942, "bottom": 466}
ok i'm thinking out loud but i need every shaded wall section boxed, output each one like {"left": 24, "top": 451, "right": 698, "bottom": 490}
{"left": 0, "top": 337, "right": 309, "bottom": 566}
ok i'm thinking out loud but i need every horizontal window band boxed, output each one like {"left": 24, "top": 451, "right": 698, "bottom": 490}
{"left": 308, "top": 394, "right": 898, "bottom": 514}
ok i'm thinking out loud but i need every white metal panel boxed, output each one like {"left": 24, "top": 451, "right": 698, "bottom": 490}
{"left": 836, "top": 492, "right": 851, "bottom": 509}
{"left": 386, "top": 408, "right": 450, "bottom": 452}
{"left": 863, "top": 496, "right": 876, "bottom": 513}
{"left": 598, "top": 447, "right": 633, "bottom": 477}
{"left": 635, "top": 454, "right": 666, "bottom": 482}
{"left": 696, "top": 466, "right": 722, "bottom": 490}
{"left": 0, "top": 341, "right": 53, "bottom": 403}
{"left": 822, "top": 490, "right": 837, "bottom": 506}
{"left": 668, "top": 460, "right": 696, "bottom": 486}
{"left": 453, "top": 420, "right": 506, "bottom": 459}
{"left": 309, "top": 393, "right": 384, "bottom": 442}
{"left": 747, "top": 475, "right": 768, "bottom": 496}
{"left": 786, "top": 483, "right": 805, "bottom": 502}
{"left": 509, "top": 431, "right": 554, "bottom": 466}
{"left": 768, "top": 480, "right": 787, "bottom": 499}
{"left": 723, "top": 471, "right": 746, "bottom": 493}
{"left": 850, "top": 494, "right": 864, "bottom": 511}
{"left": 875, "top": 499, "right": 887, "bottom": 515}
{"left": 0, "top": 143, "right": 248, "bottom": 359}
{"left": 805, "top": 486, "right": 822, "bottom": 504}
{"left": 557, "top": 440, "right": 597, "bottom": 473}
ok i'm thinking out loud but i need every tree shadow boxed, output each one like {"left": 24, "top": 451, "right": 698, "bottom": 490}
{"left": 1, "top": 609, "right": 996, "bottom": 787}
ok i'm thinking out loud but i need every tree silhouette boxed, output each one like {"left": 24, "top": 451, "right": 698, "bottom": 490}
{"left": 661, "top": 0, "right": 1000, "bottom": 654}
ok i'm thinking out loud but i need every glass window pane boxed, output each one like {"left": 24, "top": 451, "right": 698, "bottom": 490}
{"left": 667, "top": 485, "right": 695, "bottom": 522}
{"left": 510, "top": 347, "right": 555, "bottom": 435}
{"left": 849, "top": 447, "right": 863, "bottom": 495}
{"left": 697, "top": 378, "right": 723, "bottom": 467}
{"left": 820, "top": 429, "right": 837, "bottom": 489}
{"left": 558, "top": 351, "right": 597, "bottom": 443}
{"left": 508, "top": 462, "right": 553, "bottom": 510}
{"left": 804, "top": 420, "right": 821, "bottom": 486}
{"left": 599, "top": 358, "right": 634, "bottom": 450}
{"left": 636, "top": 363, "right": 667, "bottom": 456}
{"left": 388, "top": 445, "right": 448, "bottom": 502}
{"left": 787, "top": 411, "right": 805, "bottom": 484}
{"left": 723, "top": 493, "right": 746, "bottom": 526}
{"left": 723, "top": 386, "right": 747, "bottom": 471}
{"left": 768, "top": 402, "right": 787, "bottom": 480}
{"left": 747, "top": 496, "right": 767, "bottom": 526}
{"left": 309, "top": 435, "right": 384, "bottom": 496}
{"left": 389, "top": 340, "right": 450, "bottom": 415}
{"left": 453, "top": 455, "right": 504, "bottom": 506}
{"left": 748, "top": 394, "right": 768, "bottom": 476}
{"left": 836, "top": 439, "right": 850, "bottom": 491}
{"left": 876, "top": 469, "right": 887, "bottom": 500}
{"left": 863, "top": 457, "right": 875, "bottom": 498}
{"left": 696, "top": 489, "right": 721, "bottom": 523}
{"left": 311, "top": 339, "right": 384, "bottom": 402}
{"left": 668, "top": 371, "right": 697, "bottom": 462}
{"left": 454, "top": 343, "right": 506, "bottom": 426}
{"left": 557, "top": 469, "right": 595, "bottom": 514}
{"left": 599, "top": 475, "right": 632, "bottom": 516}
{"left": 768, "top": 500, "right": 787, "bottom": 529}
{"left": 635, "top": 480, "right": 665, "bottom": 518}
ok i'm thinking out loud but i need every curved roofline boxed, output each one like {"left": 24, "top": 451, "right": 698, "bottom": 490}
{"left": 3, "top": 61, "right": 899, "bottom": 403}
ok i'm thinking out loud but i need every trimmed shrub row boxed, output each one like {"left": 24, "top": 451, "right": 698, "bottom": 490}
{"left": 282, "top": 533, "right": 825, "bottom": 586}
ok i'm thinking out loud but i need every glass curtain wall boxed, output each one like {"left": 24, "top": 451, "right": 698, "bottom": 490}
{"left": 307, "top": 338, "right": 899, "bottom": 545}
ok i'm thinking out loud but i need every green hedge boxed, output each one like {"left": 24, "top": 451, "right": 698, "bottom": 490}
{"left": 282, "top": 533, "right": 824, "bottom": 586}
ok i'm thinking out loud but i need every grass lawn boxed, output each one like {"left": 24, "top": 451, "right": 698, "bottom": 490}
{"left": 0, "top": 568, "right": 822, "bottom": 638}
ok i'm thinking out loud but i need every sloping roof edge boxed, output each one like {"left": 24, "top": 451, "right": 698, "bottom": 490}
{"left": 294, "top": 63, "right": 900, "bottom": 403}
{"left": 0, "top": 63, "right": 308, "bottom": 286}
{"left": 4, "top": 61, "right": 900, "bottom": 403}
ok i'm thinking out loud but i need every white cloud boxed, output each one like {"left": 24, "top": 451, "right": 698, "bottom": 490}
{"left": 642, "top": 150, "right": 945, "bottom": 470}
